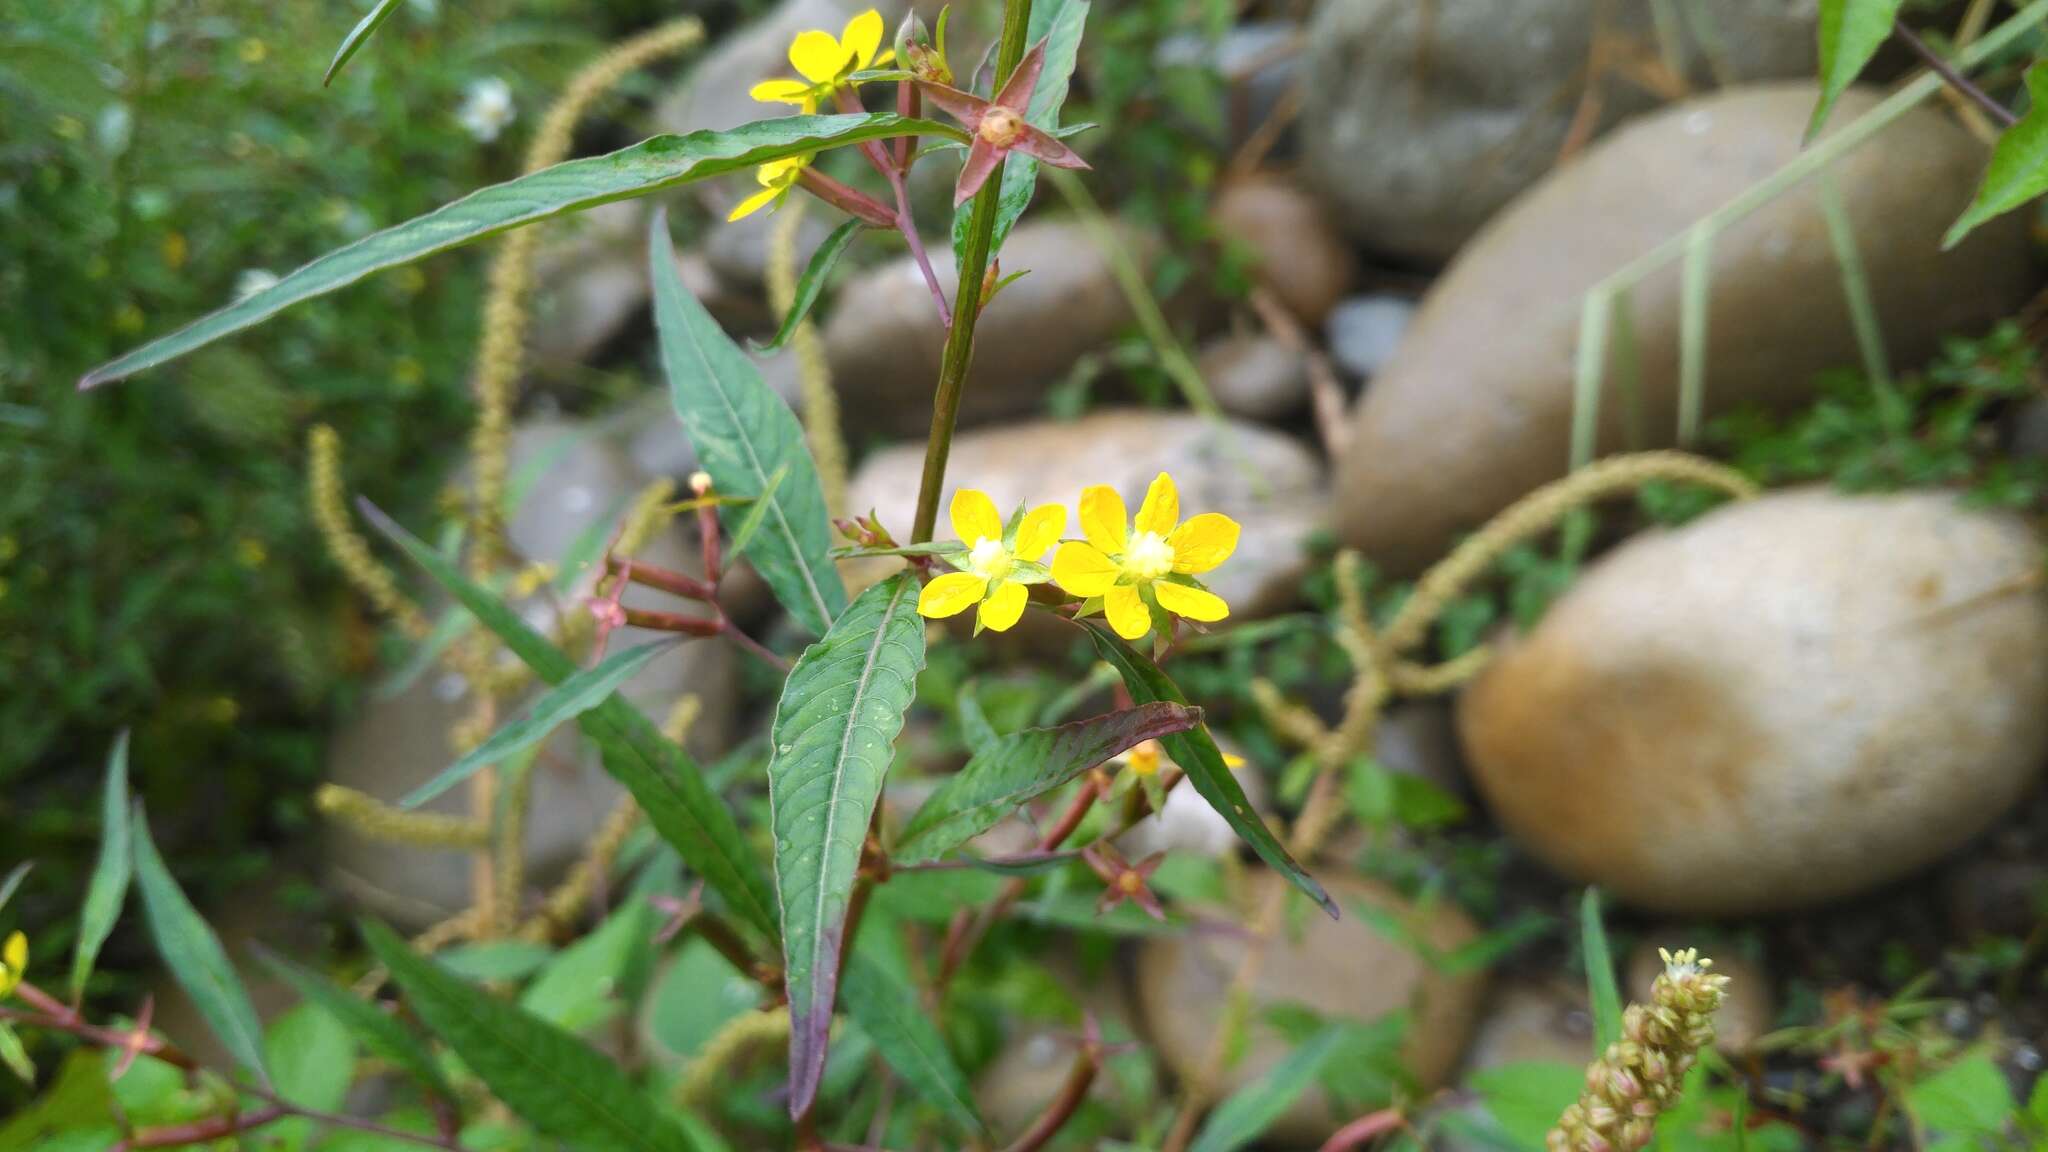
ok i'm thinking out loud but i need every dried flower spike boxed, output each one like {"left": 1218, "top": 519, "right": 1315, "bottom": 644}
{"left": 1547, "top": 948, "right": 1731, "bottom": 1152}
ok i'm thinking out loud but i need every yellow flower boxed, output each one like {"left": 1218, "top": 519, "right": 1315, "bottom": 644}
{"left": 918, "top": 489, "right": 1065, "bottom": 633}
{"left": 0, "top": 931, "right": 26, "bottom": 1000}
{"left": 749, "top": 9, "right": 894, "bottom": 112}
{"left": 727, "top": 154, "right": 812, "bottom": 221}
{"left": 1052, "top": 472, "right": 1239, "bottom": 641}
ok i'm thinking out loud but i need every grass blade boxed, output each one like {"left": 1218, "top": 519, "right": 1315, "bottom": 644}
{"left": 70, "top": 733, "right": 132, "bottom": 1000}
{"left": 1187, "top": 1024, "right": 1347, "bottom": 1152}
{"left": 324, "top": 0, "right": 405, "bottom": 85}
{"left": 1581, "top": 888, "right": 1622, "bottom": 1051}
{"left": 131, "top": 804, "right": 269, "bottom": 1084}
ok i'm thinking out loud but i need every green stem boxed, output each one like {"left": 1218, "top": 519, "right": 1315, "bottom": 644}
{"left": 909, "top": 0, "right": 1036, "bottom": 544}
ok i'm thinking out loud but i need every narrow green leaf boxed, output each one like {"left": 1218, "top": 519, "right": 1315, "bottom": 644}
{"left": 950, "top": 0, "right": 1092, "bottom": 264}
{"left": 1809, "top": 0, "right": 1905, "bottom": 138}
{"left": 895, "top": 702, "right": 1200, "bottom": 863}
{"left": 71, "top": 734, "right": 133, "bottom": 1000}
{"left": 1187, "top": 1024, "right": 1348, "bottom": 1152}
{"left": 723, "top": 462, "right": 788, "bottom": 561}
{"left": 1086, "top": 626, "right": 1334, "bottom": 918}
{"left": 1947, "top": 63, "right": 2048, "bottom": 246}
{"left": 82, "top": 114, "right": 961, "bottom": 388}
{"left": 755, "top": 219, "right": 864, "bottom": 353}
{"left": 324, "top": 0, "right": 405, "bottom": 85}
{"left": 954, "top": 681, "right": 1000, "bottom": 755}
{"left": 0, "top": 1024, "right": 31, "bottom": 1085}
{"left": 362, "top": 920, "right": 704, "bottom": 1152}
{"left": 131, "top": 805, "right": 269, "bottom": 1084}
{"left": 257, "top": 948, "right": 454, "bottom": 1103}
{"left": 767, "top": 573, "right": 927, "bottom": 1116}
{"left": 840, "top": 952, "right": 982, "bottom": 1135}
{"left": 436, "top": 940, "right": 556, "bottom": 982}
{"left": 0, "top": 863, "right": 28, "bottom": 917}
{"left": 362, "top": 502, "right": 779, "bottom": 941}
{"left": 401, "top": 640, "right": 678, "bottom": 809}
{"left": 650, "top": 209, "right": 846, "bottom": 637}
{"left": 1580, "top": 888, "right": 1622, "bottom": 1051}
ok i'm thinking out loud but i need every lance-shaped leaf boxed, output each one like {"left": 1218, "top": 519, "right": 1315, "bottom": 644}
{"left": 894, "top": 702, "right": 1199, "bottom": 863}
{"left": 1809, "top": 0, "right": 1905, "bottom": 138}
{"left": 401, "top": 640, "right": 679, "bottom": 808}
{"left": 841, "top": 950, "right": 982, "bottom": 1135}
{"left": 1086, "top": 626, "right": 1335, "bottom": 919}
{"left": 651, "top": 209, "right": 846, "bottom": 637}
{"left": 756, "top": 218, "right": 865, "bottom": 353}
{"left": 82, "top": 114, "right": 962, "bottom": 388}
{"left": 950, "top": 0, "right": 1091, "bottom": 265}
{"left": 767, "top": 572, "right": 926, "bottom": 1116}
{"left": 131, "top": 805, "right": 270, "bottom": 1084}
{"left": 1947, "top": 63, "right": 2048, "bottom": 247}
{"left": 71, "top": 734, "right": 131, "bottom": 1000}
{"left": 324, "top": 0, "right": 405, "bottom": 85}
{"left": 362, "top": 920, "right": 705, "bottom": 1152}
{"left": 362, "top": 502, "right": 779, "bottom": 940}
{"left": 1187, "top": 1024, "right": 1348, "bottom": 1152}
{"left": 257, "top": 948, "right": 455, "bottom": 1104}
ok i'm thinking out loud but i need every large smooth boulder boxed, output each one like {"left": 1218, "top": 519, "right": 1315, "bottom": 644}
{"left": 1301, "top": 0, "right": 1818, "bottom": 263}
{"left": 1136, "top": 874, "right": 1488, "bottom": 1143}
{"left": 823, "top": 220, "right": 1150, "bottom": 440}
{"left": 1335, "top": 84, "right": 2036, "bottom": 574}
{"left": 843, "top": 410, "right": 1326, "bottom": 618}
{"left": 1459, "top": 489, "right": 2048, "bottom": 915}
{"left": 324, "top": 419, "right": 736, "bottom": 928}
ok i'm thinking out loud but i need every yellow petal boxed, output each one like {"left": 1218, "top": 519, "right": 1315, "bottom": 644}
{"left": 1167, "top": 513, "right": 1240, "bottom": 574}
{"left": 977, "top": 580, "right": 1029, "bottom": 632}
{"left": 1079, "top": 485, "right": 1129, "bottom": 555}
{"left": 840, "top": 9, "right": 885, "bottom": 70}
{"left": 1052, "top": 541, "right": 1119, "bottom": 597}
{"left": 1134, "top": 472, "right": 1179, "bottom": 537}
{"left": 918, "top": 572, "right": 988, "bottom": 618}
{"left": 750, "top": 78, "right": 816, "bottom": 105}
{"left": 1012, "top": 504, "right": 1066, "bottom": 560}
{"left": 790, "top": 29, "right": 848, "bottom": 84}
{"left": 726, "top": 185, "right": 785, "bottom": 222}
{"left": 1103, "top": 585, "right": 1151, "bottom": 640}
{"left": 949, "top": 488, "right": 1003, "bottom": 545}
{"left": 1153, "top": 580, "right": 1229, "bottom": 623}
{"left": 2, "top": 931, "right": 23, "bottom": 975}
{"left": 760, "top": 154, "right": 810, "bottom": 186}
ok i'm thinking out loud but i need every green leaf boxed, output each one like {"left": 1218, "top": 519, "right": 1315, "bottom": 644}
{"left": 435, "top": 940, "right": 556, "bottom": 982}
{"left": 130, "top": 805, "right": 269, "bottom": 1084}
{"left": 1907, "top": 1050, "right": 2016, "bottom": 1140}
{"left": 519, "top": 900, "right": 655, "bottom": 1031}
{"left": 1086, "top": 626, "right": 1334, "bottom": 918}
{"left": 362, "top": 920, "right": 706, "bottom": 1152}
{"left": 950, "top": 0, "right": 1092, "bottom": 263}
{"left": 1947, "top": 63, "right": 2048, "bottom": 246}
{"left": 324, "top": 0, "right": 405, "bottom": 85}
{"left": 755, "top": 218, "right": 865, "bottom": 353}
{"left": 363, "top": 502, "right": 780, "bottom": 941}
{"left": 840, "top": 952, "right": 982, "bottom": 1135}
{"left": 1187, "top": 1024, "right": 1347, "bottom": 1152}
{"left": 0, "top": 1025, "right": 31, "bottom": 1085}
{"left": 265, "top": 1003, "right": 356, "bottom": 1114}
{"left": 954, "top": 681, "right": 1000, "bottom": 755}
{"left": 895, "top": 702, "right": 1199, "bottom": 863}
{"left": 650, "top": 209, "right": 846, "bottom": 637}
{"left": 1809, "top": 0, "right": 1905, "bottom": 138}
{"left": 1471, "top": 1061, "right": 1584, "bottom": 1149}
{"left": 767, "top": 572, "right": 927, "bottom": 1116}
{"left": 71, "top": 734, "right": 131, "bottom": 999}
{"left": 400, "top": 640, "right": 678, "bottom": 809}
{"left": 82, "top": 114, "right": 961, "bottom": 388}
{"left": 1580, "top": 888, "right": 1622, "bottom": 1051}
{"left": 257, "top": 949, "right": 454, "bottom": 1103}
{"left": 723, "top": 462, "right": 789, "bottom": 561}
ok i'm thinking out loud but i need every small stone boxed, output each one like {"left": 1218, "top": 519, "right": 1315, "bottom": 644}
{"left": 1135, "top": 874, "right": 1488, "bottom": 1144}
{"left": 1324, "top": 294, "right": 1415, "bottom": 380}
{"left": 1196, "top": 334, "right": 1310, "bottom": 421}
{"left": 1212, "top": 175, "right": 1356, "bottom": 326}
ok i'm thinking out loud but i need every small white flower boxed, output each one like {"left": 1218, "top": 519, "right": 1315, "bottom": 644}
{"left": 235, "top": 268, "right": 279, "bottom": 300}
{"left": 458, "top": 77, "right": 516, "bottom": 143}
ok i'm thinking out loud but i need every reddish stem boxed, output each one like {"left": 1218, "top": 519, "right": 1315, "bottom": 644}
{"left": 611, "top": 555, "right": 715, "bottom": 602}
{"left": 119, "top": 1106, "right": 287, "bottom": 1150}
{"left": 999, "top": 1046, "right": 1099, "bottom": 1152}
{"left": 1316, "top": 1108, "right": 1407, "bottom": 1152}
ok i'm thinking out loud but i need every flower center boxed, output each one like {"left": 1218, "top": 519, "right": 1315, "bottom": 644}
{"left": 967, "top": 537, "right": 1013, "bottom": 581}
{"left": 1122, "top": 532, "right": 1175, "bottom": 582}
{"left": 978, "top": 107, "right": 1024, "bottom": 148}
